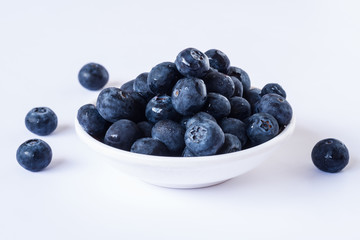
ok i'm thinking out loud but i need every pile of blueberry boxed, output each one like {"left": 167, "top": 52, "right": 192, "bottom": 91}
{"left": 77, "top": 48, "right": 294, "bottom": 157}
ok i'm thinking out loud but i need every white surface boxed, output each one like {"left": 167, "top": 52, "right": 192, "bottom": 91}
{"left": 1, "top": 0, "right": 359, "bottom": 239}
{"left": 75, "top": 115, "right": 295, "bottom": 188}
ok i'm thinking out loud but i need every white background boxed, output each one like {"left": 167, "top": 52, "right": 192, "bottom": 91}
{"left": 1, "top": 0, "right": 359, "bottom": 239}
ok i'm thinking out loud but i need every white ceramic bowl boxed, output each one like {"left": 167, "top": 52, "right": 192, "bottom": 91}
{"left": 75, "top": 114, "right": 295, "bottom": 189}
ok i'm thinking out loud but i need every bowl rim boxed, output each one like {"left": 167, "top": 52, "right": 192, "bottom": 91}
{"left": 75, "top": 113, "right": 296, "bottom": 165}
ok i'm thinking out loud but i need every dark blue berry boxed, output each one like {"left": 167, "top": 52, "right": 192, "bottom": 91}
{"left": 137, "top": 121, "right": 153, "bottom": 137}
{"left": 96, "top": 87, "right": 137, "bottom": 123}
{"left": 131, "top": 138, "right": 169, "bottom": 156}
{"left": 227, "top": 66, "right": 251, "bottom": 93}
{"left": 171, "top": 77, "right": 207, "bottom": 116}
{"left": 219, "top": 117, "right": 247, "bottom": 147}
{"left": 16, "top": 139, "right": 52, "bottom": 172}
{"left": 218, "top": 134, "right": 242, "bottom": 154}
{"left": 25, "top": 107, "right": 58, "bottom": 136}
{"left": 185, "top": 119, "right": 225, "bottom": 156}
{"left": 203, "top": 69, "right": 235, "bottom": 99}
{"left": 120, "top": 80, "right": 135, "bottom": 93}
{"left": 229, "top": 96, "right": 251, "bottom": 121}
{"left": 78, "top": 63, "right": 109, "bottom": 90}
{"left": 145, "top": 95, "right": 180, "bottom": 124}
{"left": 230, "top": 76, "right": 243, "bottom": 97}
{"left": 256, "top": 93, "right": 293, "bottom": 126}
{"left": 204, "top": 49, "right": 230, "bottom": 74}
{"left": 175, "top": 48, "right": 210, "bottom": 78}
{"left": 133, "top": 72, "right": 154, "bottom": 101}
{"left": 311, "top": 138, "right": 349, "bottom": 173}
{"left": 182, "top": 147, "right": 196, "bottom": 157}
{"left": 151, "top": 120, "right": 185, "bottom": 155}
{"left": 261, "top": 83, "right": 287, "bottom": 98}
{"left": 244, "top": 88, "right": 262, "bottom": 113}
{"left": 185, "top": 112, "right": 217, "bottom": 129}
{"left": 77, "top": 104, "right": 110, "bottom": 139}
{"left": 129, "top": 92, "right": 147, "bottom": 122}
{"left": 203, "top": 92, "right": 231, "bottom": 119}
{"left": 147, "top": 62, "right": 181, "bottom": 95}
{"left": 245, "top": 113, "right": 279, "bottom": 146}
{"left": 104, "top": 119, "right": 142, "bottom": 151}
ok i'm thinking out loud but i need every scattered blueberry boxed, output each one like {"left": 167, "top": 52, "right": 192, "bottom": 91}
{"left": 261, "top": 83, "right": 287, "bottom": 98}
{"left": 147, "top": 62, "right": 181, "bottom": 95}
{"left": 245, "top": 112, "right": 279, "bottom": 146}
{"left": 229, "top": 96, "right": 251, "bottom": 121}
{"left": 185, "top": 119, "right": 225, "bottom": 156}
{"left": 78, "top": 63, "right": 109, "bottom": 90}
{"left": 104, "top": 119, "right": 142, "bottom": 151}
{"left": 227, "top": 66, "right": 251, "bottom": 93}
{"left": 219, "top": 117, "right": 248, "bottom": 147}
{"left": 205, "top": 49, "right": 230, "bottom": 74}
{"left": 171, "top": 77, "right": 207, "bottom": 116}
{"left": 151, "top": 120, "right": 185, "bottom": 155}
{"left": 256, "top": 93, "right": 293, "bottom": 126}
{"left": 203, "top": 69, "right": 235, "bottom": 99}
{"left": 175, "top": 48, "right": 210, "bottom": 78}
{"left": 131, "top": 138, "right": 169, "bottom": 156}
{"left": 25, "top": 107, "right": 58, "bottom": 136}
{"left": 311, "top": 138, "right": 349, "bottom": 173}
{"left": 77, "top": 104, "right": 110, "bottom": 139}
{"left": 16, "top": 139, "right": 52, "bottom": 172}
{"left": 145, "top": 95, "right": 179, "bottom": 124}
{"left": 203, "top": 92, "right": 231, "bottom": 119}
{"left": 218, "top": 133, "right": 242, "bottom": 154}
{"left": 133, "top": 72, "right": 154, "bottom": 101}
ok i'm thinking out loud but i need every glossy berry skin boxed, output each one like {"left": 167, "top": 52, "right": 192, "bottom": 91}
{"left": 175, "top": 48, "right": 210, "bottom": 78}
{"left": 261, "top": 83, "right": 287, "bottom": 99}
{"left": 77, "top": 104, "right": 110, "bottom": 139}
{"left": 96, "top": 87, "right": 137, "bottom": 123}
{"left": 245, "top": 113, "right": 279, "bottom": 146}
{"left": 120, "top": 79, "right": 135, "bottom": 93}
{"left": 133, "top": 72, "right": 154, "bottom": 101}
{"left": 204, "top": 49, "right": 230, "bottom": 74}
{"left": 227, "top": 66, "right": 251, "bottom": 93}
{"left": 218, "top": 133, "right": 242, "bottom": 154}
{"left": 311, "top": 138, "right": 349, "bottom": 173}
{"left": 16, "top": 139, "right": 52, "bottom": 172}
{"left": 219, "top": 117, "right": 247, "bottom": 147}
{"left": 256, "top": 93, "right": 293, "bottom": 126}
{"left": 229, "top": 96, "right": 251, "bottom": 121}
{"left": 185, "top": 119, "right": 225, "bottom": 156}
{"left": 171, "top": 77, "right": 207, "bottom": 116}
{"left": 131, "top": 138, "right": 169, "bottom": 156}
{"left": 185, "top": 111, "right": 217, "bottom": 129}
{"left": 25, "top": 107, "right": 58, "bottom": 136}
{"left": 151, "top": 120, "right": 185, "bottom": 155}
{"left": 137, "top": 121, "right": 153, "bottom": 138}
{"left": 104, "top": 119, "right": 142, "bottom": 151}
{"left": 145, "top": 95, "right": 179, "bottom": 124}
{"left": 203, "top": 92, "right": 231, "bottom": 119}
{"left": 230, "top": 76, "right": 243, "bottom": 97}
{"left": 78, "top": 63, "right": 109, "bottom": 90}
{"left": 147, "top": 62, "right": 181, "bottom": 95}
{"left": 203, "top": 69, "right": 235, "bottom": 99}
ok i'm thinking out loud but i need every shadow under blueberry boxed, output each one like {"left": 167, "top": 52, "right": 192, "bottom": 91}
{"left": 45, "top": 158, "right": 67, "bottom": 171}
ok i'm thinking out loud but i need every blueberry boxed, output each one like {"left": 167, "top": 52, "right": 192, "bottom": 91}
{"left": 256, "top": 93, "right": 293, "bottom": 126}
{"left": 129, "top": 92, "right": 147, "bottom": 122}
{"left": 230, "top": 76, "right": 243, "bottom": 97}
{"left": 182, "top": 147, "right": 196, "bottom": 157}
{"left": 203, "top": 69, "right": 235, "bottom": 99}
{"left": 311, "top": 138, "right": 349, "bottom": 173}
{"left": 77, "top": 104, "right": 111, "bottom": 139}
{"left": 218, "top": 134, "right": 242, "bottom": 154}
{"left": 219, "top": 117, "right": 248, "bottom": 147}
{"left": 229, "top": 96, "right": 251, "bottom": 121}
{"left": 203, "top": 92, "right": 231, "bottom": 119}
{"left": 120, "top": 79, "right": 135, "bottom": 93}
{"left": 244, "top": 88, "right": 262, "bottom": 113}
{"left": 104, "top": 119, "right": 142, "bottom": 151}
{"left": 185, "top": 111, "right": 217, "bottom": 129}
{"left": 171, "top": 77, "right": 207, "bottom": 116}
{"left": 227, "top": 66, "right": 251, "bottom": 93}
{"left": 145, "top": 95, "right": 180, "bottom": 124}
{"left": 16, "top": 139, "right": 52, "bottom": 172}
{"left": 245, "top": 113, "right": 279, "bottom": 146}
{"left": 96, "top": 87, "right": 137, "bottom": 123}
{"left": 147, "top": 62, "right": 181, "bottom": 95}
{"left": 204, "top": 49, "right": 230, "bottom": 74}
{"left": 133, "top": 72, "right": 154, "bottom": 101}
{"left": 175, "top": 48, "right": 210, "bottom": 78}
{"left": 131, "top": 138, "right": 169, "bottom": 156}
{"left": 78, "top": 63, "right": 109, "bottom": 90}
{"left": 185, "top": 119, "right": 225, "bottom": 156}
{"left": 137, "top": 121, "right": 153, "bottom": 137}
{"left": 25, "top": 107, "right": 58, "bottom": 136}
{"left": 261, "top": 83, "right": 287, "bottom": 98}
{"left": 151, "top": 120, "right": 185, "bottom": 155}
